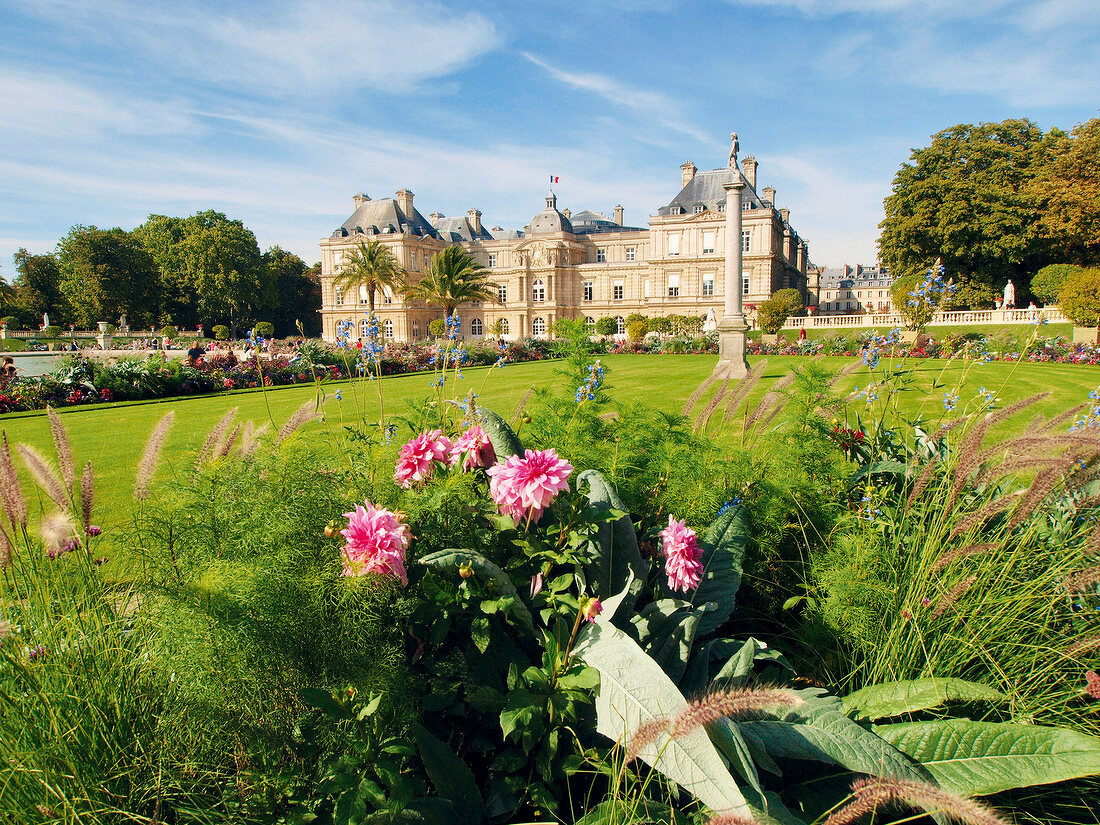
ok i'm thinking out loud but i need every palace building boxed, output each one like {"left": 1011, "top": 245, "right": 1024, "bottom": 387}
{"left": 318, "top": 142, "right": 811, "bottom": 343}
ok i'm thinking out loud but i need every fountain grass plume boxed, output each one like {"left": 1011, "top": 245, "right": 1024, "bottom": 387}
{"left": 932, "top": 574, "right": 979, "bottom": 619}
{"left": 1008, "top": 462, "right": 1076, "bottom": 530}
{"left": 18, "top": 444, "right": 71, "bottom": 511}
{"left": 947, "top": 495, "right": 1015, "bottom": 541}
{"left": 40, "top": 510, "right": 75, "bottom": 556}
{"left": 824, "top": 777, "right": 1009, "bottom": 825}
{"left": 0, "top": 527, "right": 11, "bottom": 568}
{"left": 682, "top": 372, "right": 718, "bottom": 417}
{"left": 722, "top": 360, "right": 767, "bottom": 423}
{"left": 195, "top": 407, "right": 238, "bottom": 470}
{"left": 276, "top": 399, "right": 317, "bottom": 443}
{"left": 79, "top": 461, "right": 94, "bottom": 533}
{"left": 135, "top": 411, "right": 175, "bottom": 501}
{"left": 1039, "top": 401, "right": 1089, "bottom": 432}
{"left": 219, "top": 424, "right": 241, "bottom": 458}
{"left": 47, "top": 406, "right": 76, "bottom": 494}
{"left": 1064, "top": 635, "right": 1100, "bottom": 659}
{"left": 0, "top": 432, "right": 27, "bottom": 528}
{"left": 1064, "top": 564, "right": 1100, "bottom": 595}
{"left": 693, "top": 377, "right": 731, "bottom": 433}
{"left": 241, "top": 423, "right": 271, "bottom": 457}
{"left": 905, "top": 457, "right": 940, "bottom": 512}
{"left": 704, "top": 815, "right": 758, "bottom": 825}
{"left": 931, "top": 542, "right": 999, "bottom": 574}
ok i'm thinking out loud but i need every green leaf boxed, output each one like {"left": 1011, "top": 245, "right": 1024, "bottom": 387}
{"left": 579, "top": 469, "right": 647, "bottom": 611}
{"left": 846, "top": 459, "right": 910, "bottom": 490}
{"left": 573, "top": 621, "right": 752, "bottom": 817}
{"left": 842, "top": 678, "right": 1005, "bottom": 722}
{"left": 415, "top": 725, "right": 485, "bottom": 825}
{"left": 420, "top": 549, "right": 533, "bottom": 631}
{"left": 499, "top": 688, "right": 542, "bottom": 741}
{"left": 875, "top": 719, "right": 1100, "bottom": 796}
{"left": 299, "top": 687, "right": 352, "bottom": 719}
{"left": 480, "top": 408, "right": 523, "bottom": 460}
{"left": 630, "top": 599, "right": 705, "bottom": 684}
{"left": 682, "top": 504, "right": 749, "bottom": 637}
{"left": 471, "top": 615, "right": 491, "bottom": 654}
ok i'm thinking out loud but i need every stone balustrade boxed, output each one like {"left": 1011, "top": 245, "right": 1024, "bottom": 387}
{"left": 782, "top": 307, "right": 1066, "bottom": 330}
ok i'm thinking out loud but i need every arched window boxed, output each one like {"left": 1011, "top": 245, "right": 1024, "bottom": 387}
{"left": 411, "top": 320, "right": 420, "bottom": 339}
{"left": 584, "top": 316, "right": 595, "bottom": 331}
{"left": 498, "top": 318, "right": 509, "bottom": 335}
{"left": 470, "top": 318, "right": 483, "bottom": 336}
{"left": 532, "top": 279, "right": 545, "bottom": 302}
{"left": 334, "top": 287, "right": 344, "bottom": 306}
{"left": 615, "top": 316, "right": 625, "bottom": 335}
{"left": 359, "top": 319, "right": 370, "bottom": 339}
{"left": 359, "top": 285, "right": 369, "bottom": 304}
{"left": 532, "top": 317, "right": 546, "bottom": 337}
{"left": 383, "top": 319, "right": 394, "bottom": 340}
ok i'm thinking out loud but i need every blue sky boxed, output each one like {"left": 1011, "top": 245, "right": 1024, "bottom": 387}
{"left": 2, "top": 0, "right": 1098, "bottom": 276}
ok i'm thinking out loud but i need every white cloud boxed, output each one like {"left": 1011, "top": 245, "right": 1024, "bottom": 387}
{"left": 522, "top": 52, "right": 719, "bottom": 149}
{"left": 726, "top": 0, "right": 1012, "bottom": 16}
{"left": 13, "top": 0, "right": 502, "bottom": 95}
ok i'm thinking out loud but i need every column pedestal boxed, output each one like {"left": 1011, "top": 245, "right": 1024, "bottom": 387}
{"left": 713, "top": 316, "right": 750, "bottom": 379}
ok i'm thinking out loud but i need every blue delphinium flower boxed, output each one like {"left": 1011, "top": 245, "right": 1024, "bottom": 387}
{"left": 943, "top": 391, "right": 959, "bottom": 411}
{"left": 574, "top": 360, "right": 605, "bottom": 404}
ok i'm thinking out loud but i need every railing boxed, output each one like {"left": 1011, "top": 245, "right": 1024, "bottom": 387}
{"left": 782, "top": 307, "right": 1066, "bottom": 330}
{"left": 2, "top": 328, "right": 203, "bottom": 339}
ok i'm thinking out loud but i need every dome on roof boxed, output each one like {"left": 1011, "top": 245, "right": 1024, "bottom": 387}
{"left": 529, "top": 207, "right": 573, "bottom": 234}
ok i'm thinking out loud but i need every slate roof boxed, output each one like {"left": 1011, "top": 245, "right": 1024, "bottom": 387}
{"left": 431, "top": 216, "right": 494, "bottom": 243}
{"left": 528, "top": 191, "right": 574, "bottom": 235}
{"left": 568, "top": 209, "right": 645, "bottom": 235}
{"left": 819, "top": 265, "right": 891, "bottom": 289}
{"left": 656, "top": 168, "right": 769, "bottom": 216}
{"left": 332, "top": 198, "right": 438, "bottom": 239}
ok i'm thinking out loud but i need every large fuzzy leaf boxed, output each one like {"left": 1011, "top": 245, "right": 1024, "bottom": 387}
{"left": 579, "top": 469, "right": 647, "bottom": 611}
{"left": 678, "top": 505, "right": 749, "bottom": 638}
{"left": 630, "top": 599, "right": 707, "bottom": 684}
{"left": 479, "top": 408, "right": 523, "bottom": 460}
{"left": 415, "top": 725, "right": 485, "bottom": 825}
{"left": 420, "top": 549, "right": 533, "bottom": 631}
{"left": 842, "top": 678, "right": 1004, "bottom": 722}
{"left": 573, "top": 621, "right": 752, "bottom": 817}
{"left": 876, "top": 719, "right": 1100, "bottom": 796}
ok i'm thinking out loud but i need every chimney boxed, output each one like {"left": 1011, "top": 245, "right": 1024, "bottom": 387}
{"left": 680, "top": 161, "right": 697, "bottom": 188}
{"left": 562, "top": 208, "right": 571, "bottom": 219}
{"left": 429, "top": 211, "right": 443, "bottom": 222}
{"left": 467, "top": 208, "right": 482, "bottom": 234}
{"left": 614, "top": 204, "right": 624, "bottom": 225}
{"left": 762, "top": 186, "right": 776, "bottom": 206}
{"left": 742, "top": 157, "right": 757, "bottom": 189}
{"left": 395, "top": 189, "right": 414, "bottom": 219}
{"left": 779, "top": 207, "right": 790, "bottom": 224}
{"left": 353, "top": 193, "right": 370, "bottom": 208}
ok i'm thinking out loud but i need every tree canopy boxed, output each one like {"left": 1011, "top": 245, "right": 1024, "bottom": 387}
{"left": 264, "top": 247, "right": 321, "bottom": 337}
{"left": 403, "top": 246, "right": 497, "bottom": 319}
{"left": 11, "top": 249, "right": 67, "bottom": 327}
{"left": 56, "top": 226, "right": 160, "bottom": 327}
{"left": 1034, "top": 119, "right": 1100, "bottom": 265}
{"left": 1058, "top": 267, "right": 1100, "bottom": 328}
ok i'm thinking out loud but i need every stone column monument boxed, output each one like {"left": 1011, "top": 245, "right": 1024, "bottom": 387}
{"left": 712, "top": 134, "right": 750, "bottom": 380}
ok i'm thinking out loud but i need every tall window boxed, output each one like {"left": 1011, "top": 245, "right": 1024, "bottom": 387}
{"left": 471, "top": 318, "right": 483, "bottom": 336}
{"left": 702, "top": 231, "right": 715, "bottom": 254}
{"left": 625, "top": 247, "right": 635, "bottom": 262}
{"left": 334, "top": 287, "right": 344, "bottom": 306}
{"left": 613, "top": 282, "right": 624, "bottom": 300}
{"left": 585, "top": 316, "right": 595, "bottom": 331}
{"left": 667, "top": 272, "right": 680, "bottom": 298}
{"left": 741, "top": 230, "right": 750, "bottom": 253}
{"left": 532, "top": 317, "right": 546, "bottom": 337}
{"left": 532, "top": 280, "right": 545, "bottom": 302}
{"left": 412, "top": 320, "right": 420, "bottom": 339}
{"left": 360, "top": 319, "right": 370, "bottom": 338}
{"left": 383, "top": 319, "right": 394, "bottom": 339}
{"left": 498, "top": 283, "right": 507, "bottom": 303}
{"left": 359, "top": 285, "right": 369, "bottom": 304}
{"left": 615, "top": 316, "right": 625, "bottom": 335}
{"left": 583, "top": 281, "right": 593, "bottom": 301}
{"left": 410, "top": 251, "right": 418, "bottom": 270}
{"left": 487, "top": 253, "right": 496, "bottom": 268}
{"left": 668, "top": 233, "right": 680, "bottom": 256}
{"left": 742, "top": 274, "right": 750, "bottom": 296}
{"left": 382, "top": 285, "right": 393, "bottom": 304}
{"left": 702, "top": 275, "right": 714, "bottom": 297}
{"left": 596, "top": 248, "right": 606, "bottom": 263}
{"left": 498, "top": 318, "right": 509, "bottom": 335}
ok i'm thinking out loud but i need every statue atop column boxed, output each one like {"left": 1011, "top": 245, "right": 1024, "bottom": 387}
{"left": 728, "top": 132, "right": 739, "bottom": 169}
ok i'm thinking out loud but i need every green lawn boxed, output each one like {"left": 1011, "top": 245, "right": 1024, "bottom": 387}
{"left": 2, "top": 353, "right": 1098, "bottom": 546}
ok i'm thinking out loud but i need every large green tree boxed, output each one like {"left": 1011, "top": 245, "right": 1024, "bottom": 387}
{"left": 56, "top": 226, "right": 160, "bottom": 327}
{"left": 403, "top": 246, "right": 498, "bottom": 319}
{"left": 879, "top": 119, "right": 1054, "bottom": 306}
{"left": 136, "top": 210, "right": 268, "bottom": 333}
{"left": 11, "top": 249, "right": 67, "bottom": 327}
{"left": 263, "top": 246, "right": 321, "bottom": 337}
{"left": 1033, "top": 118, "right": 1100, "bottom": 265}
{"left": 333, "top": 239, "right": 405, "bottom": 314}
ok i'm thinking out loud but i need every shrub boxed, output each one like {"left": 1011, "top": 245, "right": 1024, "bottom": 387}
{"left": 1032, "top": 263, "right": 1083, "bottom": 305}
{"left": 626, "top": 319, "right": 647, "bottom": 341}
{"left": 428, "top": 318, "right": 445, "bottom": 337}
{"left": 255, "top": 321, "right": 275, "bottom": 338}
{"left": 594, "top": 316, "right": 617, "bottom": 336}
{"left": 42, "top": 324, "right": 61, "bottom": 339}
{"left": 160, "top": 325, "right": 178, "bottom": 340}
{"left": 1059, "top": 266, "right": 1100, "bottom": 327}
{"left": 212, "top": 324, "right": 229, "bottom": 340}
{"left": 0, "top": 316, "right": 17, "bottom": 329}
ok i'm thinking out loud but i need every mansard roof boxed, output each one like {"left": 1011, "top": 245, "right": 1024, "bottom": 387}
{"left": 656, "top": 167, "right": 769, "bottom": 216}
{"left": 431, "top": 215, "right": 494, "bottom": 243}
{"left": 332, "top": 198, "right": 437, "bottom": 239}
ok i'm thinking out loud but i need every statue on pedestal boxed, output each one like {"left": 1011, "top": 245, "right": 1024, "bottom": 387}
{"left": 728, "top": 132, "right": 739, "bottom": 169}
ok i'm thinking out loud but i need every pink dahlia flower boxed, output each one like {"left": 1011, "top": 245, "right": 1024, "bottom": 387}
{"left": 340, "top": 500, "right": 411, "bottom": 584}
{"left": 487, "top": 448, "right": 573, "bottom": 525}
{"left": 394, "top": 429, "right": 453, "bottom": 488}
{"left": 452, "top": 425, "right": 496, "bottom": 471}
{"left": 582, "top": 596, "right": 603, "bottom": 623}
{"left": 660, "top": 515, "right": 703, "bottom": 592}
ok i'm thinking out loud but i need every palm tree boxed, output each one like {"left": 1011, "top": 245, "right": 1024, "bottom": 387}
{"left": 334, "top": 240, "right": 405, "bottom": 314}
{"left": 403, "top": 246, "right": 498, "bottom": 319}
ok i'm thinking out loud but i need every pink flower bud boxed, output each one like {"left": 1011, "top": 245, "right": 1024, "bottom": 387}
{"left": 582, "top": 597, "right": 603, "bottom": 623}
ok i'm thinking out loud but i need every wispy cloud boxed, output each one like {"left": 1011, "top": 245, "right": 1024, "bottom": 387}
{"left": 522, "top": 52, "right": 719, "bottom": 149}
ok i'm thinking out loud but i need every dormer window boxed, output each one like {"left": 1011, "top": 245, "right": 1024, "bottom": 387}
{"left": 669, "top": 205, "right": 682, "bottom": 215}
{"left": 693, "top": 205, "right": 704, "bottom": 214}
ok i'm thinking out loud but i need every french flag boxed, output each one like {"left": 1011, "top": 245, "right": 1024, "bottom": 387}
{"left": 549, "top": 174, "right": 559, "bottom": 184}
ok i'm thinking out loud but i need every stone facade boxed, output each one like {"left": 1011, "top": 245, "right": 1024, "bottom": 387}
{"left": 318, "top": 146, "right": 810, "bottom": 343}
{"left": 817, "top": 264, "right": 894, "bottom": 315}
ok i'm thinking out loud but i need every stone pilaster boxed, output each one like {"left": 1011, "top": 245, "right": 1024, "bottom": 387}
{"left": 712, "top": 179, "right": 750, "bottom": 379}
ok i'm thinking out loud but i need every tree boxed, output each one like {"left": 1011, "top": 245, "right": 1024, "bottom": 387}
{"left": 1032, "top": 264, "right": 1083, "bottom": 305}
{"left": 594, "top": 317, "right": 617, "bottom": 336}
{"left": 1033, "top": 118, "right": 1100, "bottom": 265}
{"left": 757, "top": 288, "right": 804, "bottom": 334}
{"left": 1058, "top": 267, "right": 1100, "bottom": 329}
{"left": 263, "top": 247, "right": 321, "bottom": 337}
{"left": 136, "top": 211, "right": 268, "bottom": 333}
{"left": 879, "top": 119, "right": 1053, "bottom": 298}
{"left": 56, "top": 226, "right": 160, "bottom": 327}
{"left": 12, "top": 249, "right": 68, "bottom": 327}
{"left": 334, "top": 240, "right": 404, "bottom": 315}
{"left": 403, "top": 246, "right": 498, "bottom": 319}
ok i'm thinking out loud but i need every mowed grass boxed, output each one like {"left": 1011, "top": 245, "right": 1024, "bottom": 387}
{"left": 2, "top": 353, "right": 1099, "bottom": 544}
